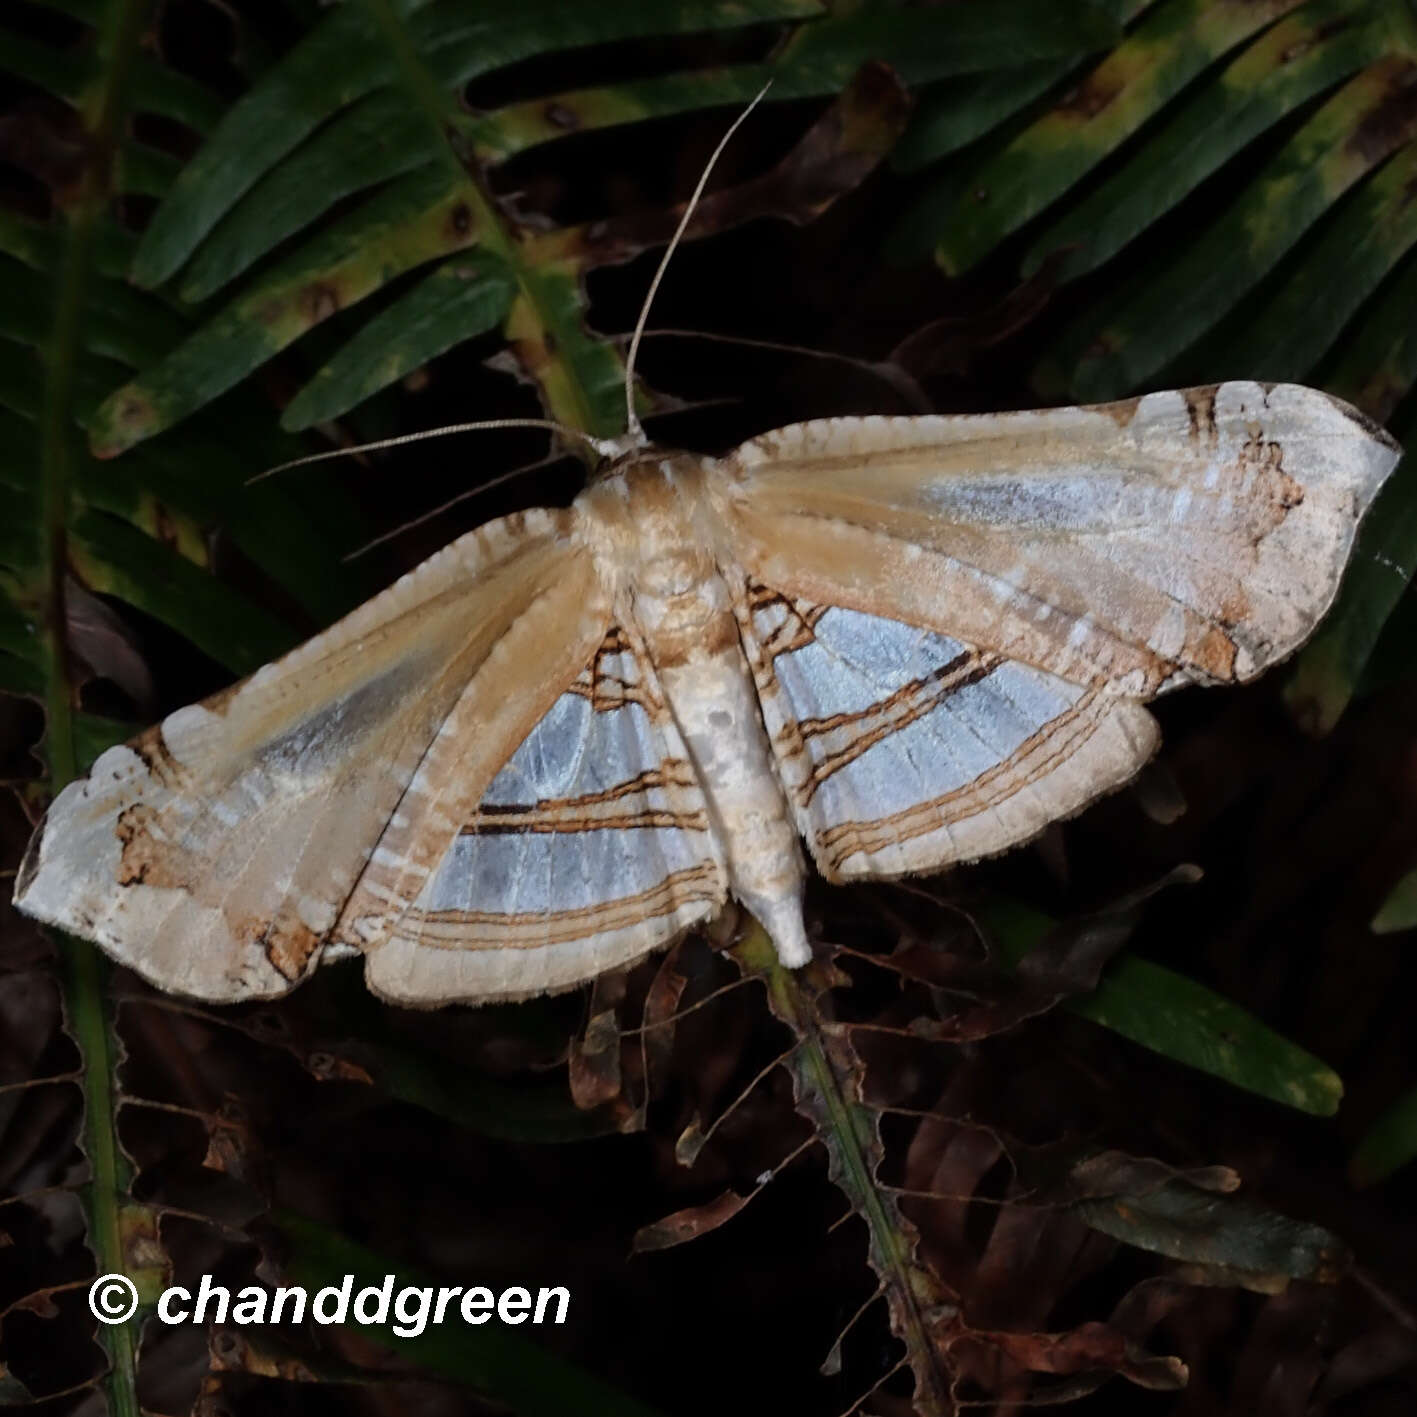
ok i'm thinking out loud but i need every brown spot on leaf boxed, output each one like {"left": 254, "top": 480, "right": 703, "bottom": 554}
{"left": 447, "top": 201, "right": 473, "bottom": 239}
{"left": 1281, "top": 16, "right": 1354, "bottom": 65}
{"left": 300, "top": 282, "right": 339, "bottom": 324}
{"left": 1346, "top": 59, "right": 1417, "bottom": 164}
{"left": 151, "top": 500, "right": 179, "bottom": 551}
{"left": 544, "top": 102, "right": 579, "bottom": 131}
{"left": 1057, "top": 72, "right": 1123, "bottom": 122}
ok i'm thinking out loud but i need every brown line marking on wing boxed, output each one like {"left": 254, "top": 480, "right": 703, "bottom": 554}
{"left": 1183, "top": 387, "right": 1218, "bottom": 451}
{"left": 468, "top": 807, "right": 710, "bottom": 835}
{"left": 796, "top": 654, "right": 1002, "bottom": 804}
{"left": 1238, "top": 428, "right": 1304, "bottom": 512}
{"left": 395, "top": 863, "right": 722, "bottom": 948}
{"left": 565, "top": 624, "right": 667, "bottom": 713}
{"left": 470, "top": 763, "right": 697, "bottom": 816}
{"left": 567, "top": 672, "right": 646, "bottom": 710}
{"left": 1099, "top": 396, "right": 1141, "bottom": 428}
{"left": 814, "top": 688, "right": 1108, "bottom": 873}
{"left": 131, "top": 724, "right": 189, "bottom": 790}
{"left": 744, "top": 582, "right": 828, "bottom": 660}
{"left": 796, "top": 650, "right": 981, "bottom": 739}
{"left": 465, "top": 762, "right": 708, "bottom": 834}
{"left": 1164, "top": 424, "right": 1306, "bottom": 683}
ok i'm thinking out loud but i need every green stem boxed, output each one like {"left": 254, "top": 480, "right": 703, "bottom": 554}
{"left": 39, "top": 169, "right": 89, "bottom": 789}
{"left": 755, "top": 936, "right": 951, "bottom": 1409}
{"left": 39, "top": 0, "right": 154, "bottom": 1408}
{"left": 63, "top": 947, "right": 138, "bottom": 1414}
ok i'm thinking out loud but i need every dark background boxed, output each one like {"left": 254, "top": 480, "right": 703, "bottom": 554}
{"left": 3, "top": 3, "right": 1417, "bottom": 1415}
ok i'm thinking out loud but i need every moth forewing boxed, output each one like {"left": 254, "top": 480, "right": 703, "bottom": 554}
{"left": 14, "top": 509, "right": 606, "bottom": 1002}
{"left": 719, "top": 383, "right": 1401, "bottom": 698}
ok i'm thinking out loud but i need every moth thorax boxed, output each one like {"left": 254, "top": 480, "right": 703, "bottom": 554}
{"left": 630, "top": 545, "right": 732, "bottom": 649}
{"left": 635, "top": 542, "right": 716, "bottom": 597}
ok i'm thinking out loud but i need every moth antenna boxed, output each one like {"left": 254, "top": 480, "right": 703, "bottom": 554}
{"left": 620, "top": 327, "right": 931, "bottom": 413}
{"left": 247, "top": 417, "right": 616, "bottom": 485}
{"left": 623, "top": 81, "right": 773, "bottom": 444}
{"left": 341, "top": 449, "right": 572, "bottom": 561}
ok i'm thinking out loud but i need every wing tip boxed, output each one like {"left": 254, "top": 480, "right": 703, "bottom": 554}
{"left": 1260, "top": 384, "right": 1403, "bottom": 511}
{"left": 1262, "top": 383, "right": 1402, "bottom": 457}
{"left": 1327, "top": 395, "right": 1403, "bottom": 462}
{"left": 14, "top": 831, "right": 312, "bottom": 1006}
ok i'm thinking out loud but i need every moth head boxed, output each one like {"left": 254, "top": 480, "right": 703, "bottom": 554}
{"left": 585, "top": 435, "right": 667, "bottom": 484}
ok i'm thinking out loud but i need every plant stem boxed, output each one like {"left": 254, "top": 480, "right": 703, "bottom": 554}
{"left": 39, "top": 0, "right": 155, "bottom": 1408}
{"left": 749, "top": 931, "right": 953, "bottom": 1411}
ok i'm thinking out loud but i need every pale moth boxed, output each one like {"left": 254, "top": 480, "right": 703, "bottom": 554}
{"left": 13, "top": 101, "right": 1402, "bottom": 1007}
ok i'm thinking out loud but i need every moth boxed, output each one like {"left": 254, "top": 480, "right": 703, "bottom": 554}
{"left": 13, "top": 377, "right": 1400, "bottom": 1004}
{"left": 10, "top": 106, "right": 1402, "bottom": 1007}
